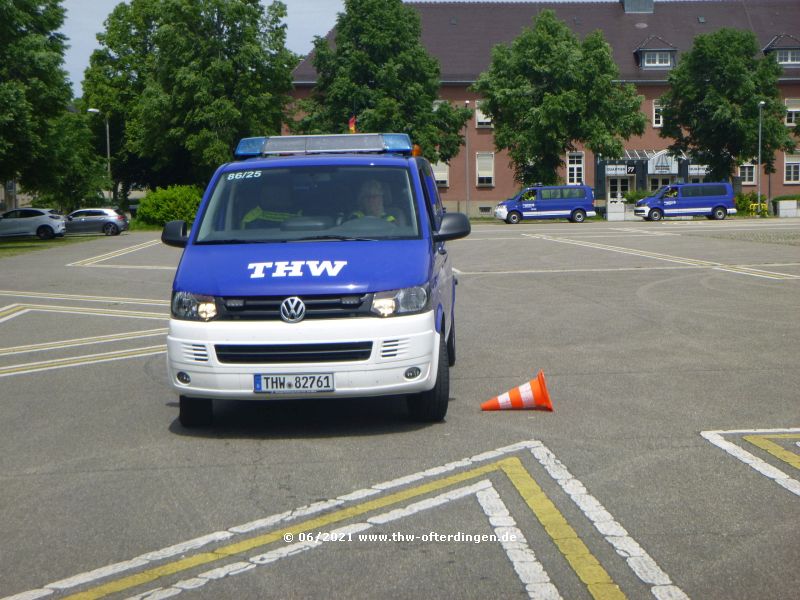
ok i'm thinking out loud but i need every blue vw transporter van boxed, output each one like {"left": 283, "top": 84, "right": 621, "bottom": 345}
{"left": 161, "top": 134, "right": 471, "bottom": 427}
{"left": 634, "top": 182, "right": 736, "bottom": 221}
{"left": 494, "top": 184, "right": 596, "bottom": 223}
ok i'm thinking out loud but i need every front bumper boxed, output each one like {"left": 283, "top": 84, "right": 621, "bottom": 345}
{"left": 166, "top": 311, "right": 440, "bottom": 400}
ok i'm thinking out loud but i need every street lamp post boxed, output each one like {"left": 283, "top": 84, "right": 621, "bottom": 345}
{"left": 87, "top": 108, "right": 111, "bottom": 194}
{"left": 757, "top": 100, "right": 765, "bottom": 216}
{"left": 464, "top": 100, "right": 470, "bottom": 217}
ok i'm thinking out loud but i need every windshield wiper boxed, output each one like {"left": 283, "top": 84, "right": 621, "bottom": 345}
{"left": 197, "top": 239, "right": 284, "bottom": 245}
{"left": 295, "top": 235, "right": 378, "bottom": 242}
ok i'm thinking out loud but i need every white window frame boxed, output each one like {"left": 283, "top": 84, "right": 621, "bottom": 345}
{"left": 567, "top": 152, "right": 584, "bottom": 185}
{"left": 643, "top": 51, "right": 672, "bottom": 68}
{"left": 474, "top": 107, "right": 493, "bottom": 128}
{"left": 431, "top": 161, "right": 449, "bottom": 188}
{"left": 652, "top": 100, "right": 663, "bottom": 128}
{"left": 476, "top": 152, "right": 495, "bottom": 187}
{"left": 776, "top": 49, "right": 800, "bottom": 65}
{"left": 785, "top": 154, "right": 800, "bottom": 184}
{"left": 738, "top": 163, "right": 755, "bottom": 186}
{"left": 785, "top": 99, "right": 800, "bottom": 126}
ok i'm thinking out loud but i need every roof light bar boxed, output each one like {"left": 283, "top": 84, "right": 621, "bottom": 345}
{"left": 234, "top": 137, "right": 267, "bottom": 159}
{"left": 234, "top": 133, "right": 414, "bottom": 158}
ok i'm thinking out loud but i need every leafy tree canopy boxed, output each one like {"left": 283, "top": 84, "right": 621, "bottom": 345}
{"left": 0, "top": 0, "right": 72, "bottom": 185}
{"left": 83, "top": 0, "right": 298, "bottom": 189}
{"left": 660, "top": 28, "right": 796, "bottom": 181}
{"left": 473, "top": 10, "right": 645, "bottom": 185}
{"left": 294, "top": 0, "right": 471, "bottom": 163}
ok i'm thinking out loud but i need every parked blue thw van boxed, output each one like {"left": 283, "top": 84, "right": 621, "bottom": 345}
{"left": 634, "top": 182, "right": 736, "bottom": 221}
{"left": 161, "top": 133, "right": 471, "bottom": 427}
{"left": 494, "top": 185, "right": 596, "bottom": 223}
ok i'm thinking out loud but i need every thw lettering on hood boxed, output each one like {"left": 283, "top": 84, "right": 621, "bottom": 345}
{"left": 248, "top": 260, "right": 348, "bottom": 279}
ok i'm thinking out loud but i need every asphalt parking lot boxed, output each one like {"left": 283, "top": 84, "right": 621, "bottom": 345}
{"left": 1, "top": 218, "right": 798, "bottom": 600}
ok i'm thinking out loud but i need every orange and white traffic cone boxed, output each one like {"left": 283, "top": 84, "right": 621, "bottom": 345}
{"left": 481, "top": 370, "right": 553, "bottom": 412}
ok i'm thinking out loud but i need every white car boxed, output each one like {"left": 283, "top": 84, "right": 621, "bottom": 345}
{"left": 0, "top": 208, "right": 66, "bottom": 240}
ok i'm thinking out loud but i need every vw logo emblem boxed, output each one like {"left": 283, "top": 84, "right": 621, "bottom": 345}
{"left": 280, "top": 297, "right": 306, "bottom": 323}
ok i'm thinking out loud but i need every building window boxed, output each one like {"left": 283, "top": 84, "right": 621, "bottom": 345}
{"left": 785, "top": 154, "right": 800, "bottom": 183}
{"left": 649, "top": 177, "right": 671, "bottom": 191}
{"left": 474, "top": 107, "right": 493, "bottom": 128}
{"left": 785, "top": 99, "right": 800, "bottom": 126}
{"left": 432, "top": 161, "right": 449, "bottom": 187}
{"left": 739, "top": 164, "right": 755, "bottom": 186}
{"left": 776, "top": 49, "right": 800, "bottom": 65}
{"left": 643, "top": 51, "right": 672, "bottom": 68}
{"left": 476, "top": 153, "right": 494, "bottom": 187}
{"left": 567, "top": 152, "right": 584, "bottom": 185}
{"left": 653, "top": 100, "right": 663, "bottom": 127}
{"left": 608, "top": 177, "right": 630, "bottom": 199}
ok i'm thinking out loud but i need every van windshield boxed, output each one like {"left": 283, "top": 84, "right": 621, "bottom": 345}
{"left": 194, "top": 165, "right": 420, "bottom": 244}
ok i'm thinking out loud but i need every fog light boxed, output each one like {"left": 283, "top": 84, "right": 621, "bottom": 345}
{"left": 176, "top": 371, "right": 191, "bottom": 384}
{"left": 404, "top": 367, "right": 421, "bottom": 380}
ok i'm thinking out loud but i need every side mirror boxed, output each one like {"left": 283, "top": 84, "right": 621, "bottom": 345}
{"left": 162, "top": 220, "right": 188, "bottom": 248}
{"left": 433, "top": 212, "right": 470, "bottom": 243}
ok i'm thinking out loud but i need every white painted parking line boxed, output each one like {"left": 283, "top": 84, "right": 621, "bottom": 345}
{"left": 0, "top": 290, "right": 169, "bottom": 307}
{"left": 3, "top": 440, "right": 687, "bottom": 600}
{"left": 701, "top": 429, "right": 800, "bottom": 497}
{"left": 0, "top": 345, "right": 167, "bottom": 378}
{"left": 67, "top": 239, "right": 163, "bottom": 267}
{"left": 530, "top": 235, "right": 800, "bottom": 280}
{"left": 0, "top": 328, "right": 168, "bottom": 357}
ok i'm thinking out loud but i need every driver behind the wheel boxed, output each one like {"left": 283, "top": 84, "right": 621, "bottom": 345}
{"left": 349, "top": 179, "right": 399, "bottom": 223}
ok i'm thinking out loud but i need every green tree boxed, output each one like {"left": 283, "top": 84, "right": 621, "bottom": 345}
{"left": 0, "top": 0, "right": 72, "bottom": 186}
{"left": 660, "top": 28, "right": 795, "bottom": 181}
{"left": 294, "top": 0, "right": 471, "bottom": 162}
{"left": 31, "top": 109, "right": 108, "bottom": 212}
{"left": 473, "top": 10, "right": 645, "bottom": 185}
{"left": 83, "top": 0, "right": 298, "bottom": 190}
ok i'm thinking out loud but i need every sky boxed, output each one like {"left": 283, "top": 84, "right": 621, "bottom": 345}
{"left": 59, "top": 0, "right": 618, "bottom": 97}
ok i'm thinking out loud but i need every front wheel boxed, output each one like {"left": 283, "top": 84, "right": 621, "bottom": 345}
{"left": 179, "top": 396, "right": 213, "bottom": 428}
{"left": 570, "top": 209, "right": 586, "bottom": 223}
{"left": 506, "top": 211, "right": 521, "bottom": 224}
{"left": 407, "top": 334, "right": 449, "bottom": 422}
{"left": 36, "top": 226, "right": 54, "bottom": 240}
{"left": 711, "top": 206, "right": 727, "bottom": 220}
{"left": 103, "top": 222, "right": 120, "bottom": 235}
{"left": 649, "top": 208, "right": 663, "bottom": 221}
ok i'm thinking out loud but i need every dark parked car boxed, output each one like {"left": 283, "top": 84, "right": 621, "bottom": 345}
{"left": 65, "top": 208, "right": 129, "bottom": 236}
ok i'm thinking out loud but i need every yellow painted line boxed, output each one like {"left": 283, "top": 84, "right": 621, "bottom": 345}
{"left": 0, "top": 290, "right": 169, "bottom": 306}
{"left": 0, "top": 345, "right": 167, "bottom": 377}
{"left": 0, "top": 328, "right": 167, "bottom": 356}
{"left": 63, "top": 457, "right": 621, "bottom": 600}
{"left": 501, "top": 459, "right": 625, "bottom": 600}
{"left": 9, "top": 303, "right": 167, "bottom": 320}
{"left": 0, "top": 304, "right": 27, "bottom": 321}
{"left": 744, "top": 434, "right": 800, "bottom": 471}
{"left": 68, "top": 239, "right": 162, "bottom": 266}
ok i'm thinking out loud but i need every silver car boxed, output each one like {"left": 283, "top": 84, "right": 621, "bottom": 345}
{"left": 65, "top": 208, "right": 129, "bottom": 236}
{"left": 0, "top": 208, "right": 66, "bottom": 240}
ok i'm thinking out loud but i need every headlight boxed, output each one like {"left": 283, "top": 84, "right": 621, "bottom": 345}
{"left": 371, "top": 286, "right": 429, "bottom": 317}
{"left": 172, "top": 291, "right": 218, "bottom": 321}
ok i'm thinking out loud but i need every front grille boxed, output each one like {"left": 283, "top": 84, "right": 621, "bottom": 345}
{"left": 217, "top": 294, "right": 372, "bottom": 321}
{"left": 182, "top": 343, "right": 209, "bottom": 362}
{"left": 214, "top": 342, "right": 373, "bottom": 364}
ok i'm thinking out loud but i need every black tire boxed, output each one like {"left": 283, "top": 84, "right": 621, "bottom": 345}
{"left": 36, "top": 225, "right": 54, "bottom": 240}
{"left": 103, "top": 222, "right": 120, "bottom": 236}
{"left": 179, "top": 395, "right": 213, "bottom": 427}
{"left": 711, "top": 206, "right": 727, "bottom": 220}
{"left": 446, "top": 319, "right": 456, "bottom": 367}
{"left": 649, "top": 208, "right": 663, "bottom": 221}
{"left": 506, "top": 211, "right": 521, "bottom": 224}
{"left": 570, "top": 209, "right": 587, "bottom": 223}
{"left": 407, "top": 333, "right": 449, "bottom": 422}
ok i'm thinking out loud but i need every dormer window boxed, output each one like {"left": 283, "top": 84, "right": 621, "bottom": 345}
{"left": 776, "top": 49, "right": 800, "bottom": 65}
{"left": 635, "top": 36, "right": 677, "bottom": 71}
{"left": 643, "top": 51, "right": 672, "bottom": 67}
